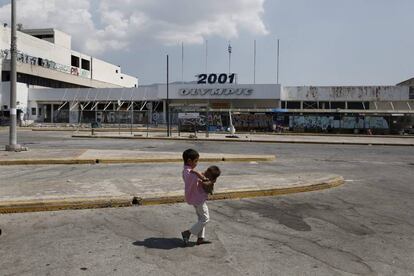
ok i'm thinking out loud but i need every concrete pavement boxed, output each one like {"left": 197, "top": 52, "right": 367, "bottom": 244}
{"left": 0, "top": 149, "right": 276, "bottom": 165}
{"left": 0, "top": 131, "right": 346, "bottom": 214}
{"left": 0, "top": 170, "right": 343, "bottom": 213}
{"left": 0, "top": 139, "right": 413, "bottom": 275}
{"left": 72, "top": 131, "right": 414, "bottom": 146}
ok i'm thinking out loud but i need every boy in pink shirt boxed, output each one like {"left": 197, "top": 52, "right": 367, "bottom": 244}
{"left": 181, "top": 149, "right": 221, "bottom": 246}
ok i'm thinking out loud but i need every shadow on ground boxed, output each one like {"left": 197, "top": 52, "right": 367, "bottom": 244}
{"left": 132, "top": 238, "right": 195, "bottom": 249}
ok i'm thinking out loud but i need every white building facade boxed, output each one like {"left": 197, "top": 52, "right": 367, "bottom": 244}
{"left": 22, "top": 81, "right": 413, "bottom": 133}
{"left": 0, "top": 25, "right": 138, "bottom": 123}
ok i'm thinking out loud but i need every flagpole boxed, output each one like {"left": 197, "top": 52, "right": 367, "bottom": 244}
{"left": 181, "top": 42, "right": 184, "bottom": 83}
{"left": 277, "top": 38, "right": 280, "bottom": 84}
{"left": 205, "top": 39, "right": 208, "bottom": 74}
{"left": 254, "top": 40, "right": 256, "bottom": 84}
{"left": 228, "top": 41, "right": 232, "bottom": 74}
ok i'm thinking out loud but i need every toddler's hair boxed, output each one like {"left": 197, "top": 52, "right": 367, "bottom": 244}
{"left": 206, "top": 165, "right": 221, "bottom": 180}
{"left": 182, "top": 149, "right": 199, "bottom": 164}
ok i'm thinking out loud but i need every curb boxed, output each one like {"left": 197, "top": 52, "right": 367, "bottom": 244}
{"left": 72, "top": 134, "right": 414, "bottom": 147}
{"left": 0, "top": 155, "right": 275, "bottom": 166}
{"left": 0, "top": 159, "right": 96, "bottom": 166}
{"left": 0, "top": 176, "right": 344, "bottom": 214}
{"left": 32, "top": 128, "right": 168, "bottom": 132}
{"left": 137, "top": 176, "right": 344, "bottom": 205}
{"left": 31, "top": 128, "right": 414, "bottom": 139}
{"left": 0, "top": 196, "right": 133, "bottom": 214}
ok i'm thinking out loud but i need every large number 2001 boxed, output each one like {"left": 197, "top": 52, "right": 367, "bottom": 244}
{"left": 197, "top": 73, "right": 235, "bottom": 84}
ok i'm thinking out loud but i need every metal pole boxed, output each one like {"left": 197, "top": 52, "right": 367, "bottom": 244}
{"left": 254, "top": 40, "right": 256, "bottom": 84}
{"left": 6, "top": 0, "right": 23, "bottom": 151}
{"left": 181, "top": 42, "right": 184, "bottom": 84}
{"left": 118, "top": 108, "right": 121, "bottom": 135}
{"left": 166, "top": 55, "right": 170, "bottom": 137}
{"left": 277, "top": 38, "right": 280, "bottom": 84}
{"left": 228, "top": 41, "right": 232, "bottom": 74}
{"left": 130, "top": 102, "right": 133, "bottom": 135}
{"left": 147, "top": 110, "right": 149, "bottom": 137}
{"left": 206, "top": 103, "right": 210, "bottom": 138}
{"left": 205, "top": 39, "right": 208, "bottom": 74}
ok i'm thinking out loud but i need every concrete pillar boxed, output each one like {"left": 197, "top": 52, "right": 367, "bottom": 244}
{"left": 69, "top": 102, "right": 79, "bottom": 124}
{"left": 51, "top": 104, "right": 54, "bottom": 123}
{"left": 147, "top": 102, "right": 153, "bottom": 124}
{"left": 43, "top": 105, "right": 48, "bottom": 122}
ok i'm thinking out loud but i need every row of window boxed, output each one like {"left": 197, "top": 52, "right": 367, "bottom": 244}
{"left": 71, "top": 55, "right": 121, "bottom": 75}
{"left": 281, "top": 101, "right": 370, "bottom": 110}
{"left": 71, "top": 55, "right": 90, "bottom": 71}
{"left": 1, "top": 71, "right": 88, "bottom": 89}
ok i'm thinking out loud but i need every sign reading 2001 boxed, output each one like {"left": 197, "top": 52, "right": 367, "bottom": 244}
{"left": 197, "top": 73, "right": 236, "bottom": 84}
{"left": 179, "top": 73, "right": 253, "bottom": 97}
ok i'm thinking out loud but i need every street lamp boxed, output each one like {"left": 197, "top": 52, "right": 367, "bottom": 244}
{"left": 5, "top": 0, "right": 24, "bottom": 151}
{"left": 166, "top": 54, "right": 170, "bottom": 137}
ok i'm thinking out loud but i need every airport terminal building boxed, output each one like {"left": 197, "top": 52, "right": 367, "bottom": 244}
{"left": 18, "top": 81, "right": 413, "bottom": 134}
{"left": 0, "top": 25, "right": 138, "bottom": 124}
{"left": 1, "top": 26, "right": 413, "bottom": 133}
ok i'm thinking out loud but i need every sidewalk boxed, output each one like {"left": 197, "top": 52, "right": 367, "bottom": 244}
{"left": 0, "top": 171, "right": 344, "bottom": 213}
{"left": 0, "top": 147, "right": 343, "bottom": 213}
{"left": 72, "top": 131, "right": 414, "bottom": 146}
{"left": 0, "top": 149, "right": 275, "bottom": 165}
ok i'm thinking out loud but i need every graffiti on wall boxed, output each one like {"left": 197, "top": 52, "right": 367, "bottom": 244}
{"left": 232, "top": 114, "right": 272, "bottom": 130}
{"left": 285, "top": 86, "right": 407, "bottom": 101}
{"left": 289, "top": 116, "right": 389, "bottom": 129}
{"left": 0, "top": 49, "right": 91, "bottom": 78}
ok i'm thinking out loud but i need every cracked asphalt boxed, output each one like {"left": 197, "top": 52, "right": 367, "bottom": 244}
{"left": 0, "top": 130, "right": 413, "bottom": 275}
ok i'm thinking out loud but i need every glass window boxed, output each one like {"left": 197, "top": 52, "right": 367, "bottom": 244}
{"left": 81, "top": 59, "right": 90, "bottom": 70}
{"left": 347, "top": 102, "right": 364, "bottom": 109}
{"left": 331, "top": 102, "right": 346, "bottom": 109}
{"left": 286, "top": 101, "right": 301, "bottom": 109}
{"left": 71, "top": 55, "right": 80, "bottom": 67}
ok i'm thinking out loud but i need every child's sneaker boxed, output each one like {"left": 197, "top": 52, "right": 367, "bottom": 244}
{"left": 196, "top": 238, "right": 212, "bottom": 245}
{"left": 181, "top": 230, "right": 190, "bottom": 246}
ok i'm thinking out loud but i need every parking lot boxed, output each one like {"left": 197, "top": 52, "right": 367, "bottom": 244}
{"left": 0, "top": 130, "right": 413, "bottom": 275}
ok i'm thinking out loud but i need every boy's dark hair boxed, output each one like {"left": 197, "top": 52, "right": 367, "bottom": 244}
{"left": 206, "top": 165, "right": 221, "bottom": 180}
{"left": 182, "top": 149, "right": 199, "bottom": 164}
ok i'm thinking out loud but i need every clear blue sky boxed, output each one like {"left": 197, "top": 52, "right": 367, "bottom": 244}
{"left": 1, "top": 0, "right": 413, "bottom": 86}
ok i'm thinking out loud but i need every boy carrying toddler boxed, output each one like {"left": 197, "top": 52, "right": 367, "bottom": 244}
{"left": 181, "top": 149, "right": 221, "bottom": 246}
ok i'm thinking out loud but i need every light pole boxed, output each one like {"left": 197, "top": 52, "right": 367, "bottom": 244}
{"left": 6, "top": 0, "right": 24, "bottom": 152}
{"left": 166, "top": 54, "right": 170, "bottom": 137}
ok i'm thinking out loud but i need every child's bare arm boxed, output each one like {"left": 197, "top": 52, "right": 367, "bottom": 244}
{"left": 190, "top": 170, "right": 208, "bottom": 181}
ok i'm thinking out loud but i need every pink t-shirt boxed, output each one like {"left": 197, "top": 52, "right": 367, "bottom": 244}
{"left": 183, "top": 165, "right": 208, "bottom": 205}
